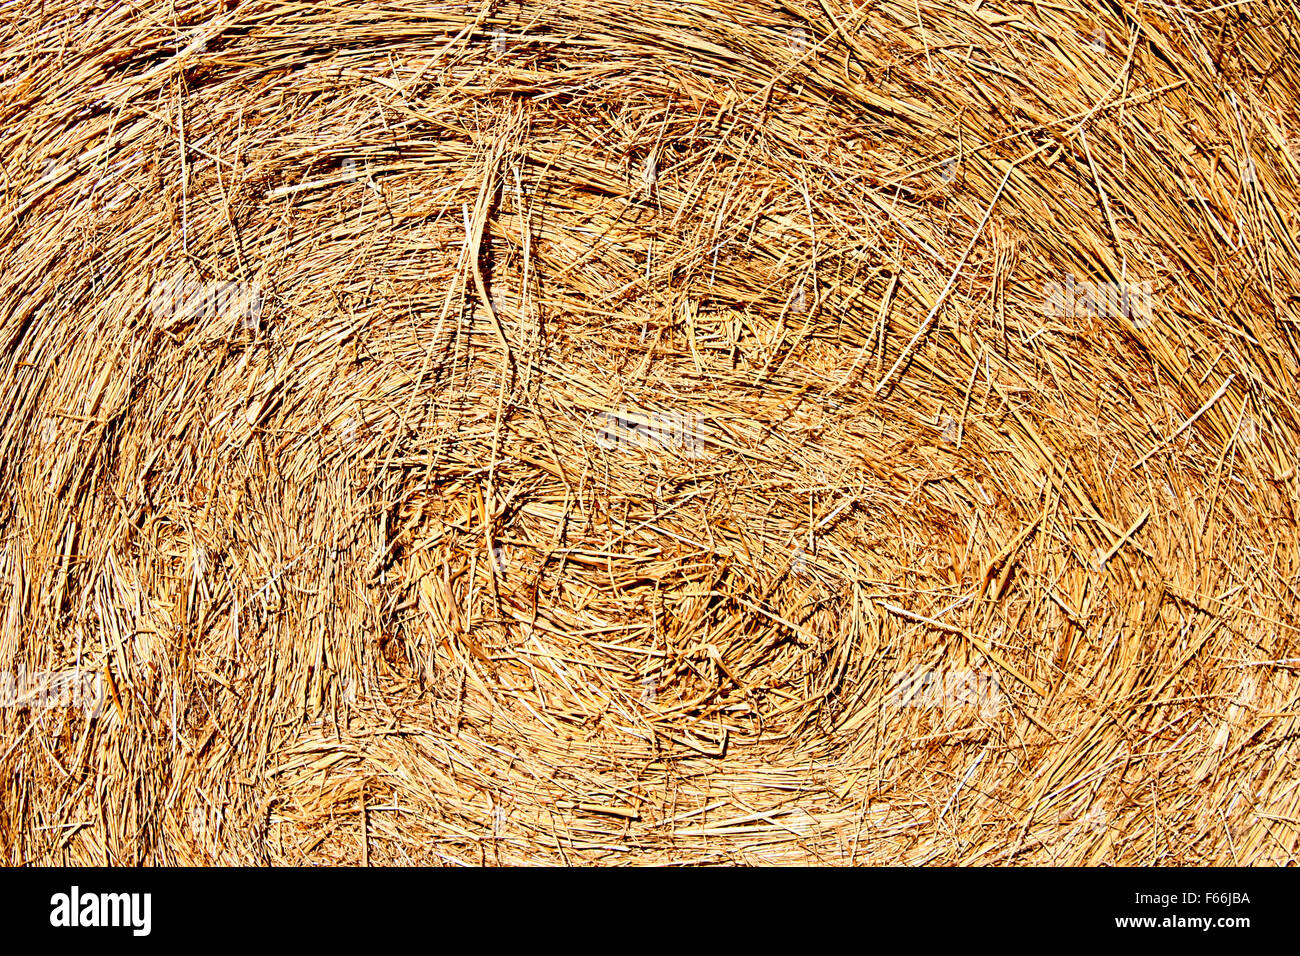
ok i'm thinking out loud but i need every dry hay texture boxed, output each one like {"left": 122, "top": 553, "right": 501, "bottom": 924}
{"left": 1, "top": 0, "right": 1299, "bottom": 867}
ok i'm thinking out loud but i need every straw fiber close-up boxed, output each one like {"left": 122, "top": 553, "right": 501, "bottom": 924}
{"left": 1, "top": 0, "right": 1299, "bottom": 865}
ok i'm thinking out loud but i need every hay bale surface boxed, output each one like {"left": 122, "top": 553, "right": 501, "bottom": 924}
{"left": 1, "top": 0, "right": 1298, "bottom": 864}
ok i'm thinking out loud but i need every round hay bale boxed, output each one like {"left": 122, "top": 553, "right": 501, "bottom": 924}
{"left": 1, "top": 0, "right": 1297, "bottom": 864}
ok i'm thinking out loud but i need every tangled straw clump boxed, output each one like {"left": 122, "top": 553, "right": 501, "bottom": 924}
{"left": 1, "top": 0, "right": 1298, "bottom": 865}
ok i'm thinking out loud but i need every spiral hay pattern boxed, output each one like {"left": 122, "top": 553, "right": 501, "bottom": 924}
{"left": 1, "top": 0, "right": 1298, "bottom": 864}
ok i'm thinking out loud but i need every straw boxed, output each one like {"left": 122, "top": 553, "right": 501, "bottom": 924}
{"left": 0, "top": 0, "right": 1297, "bottom": 865}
